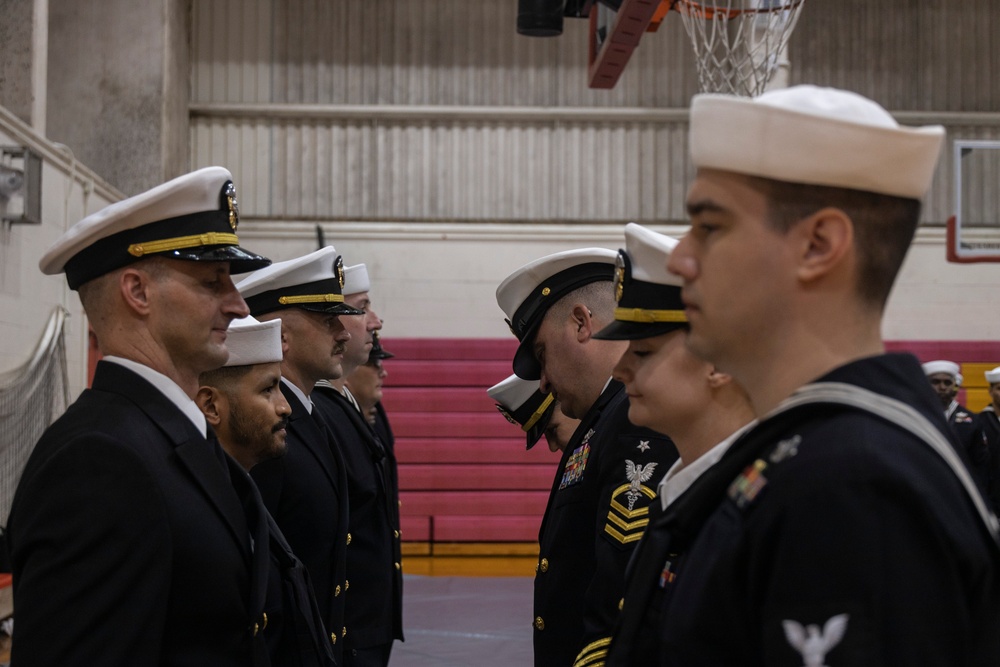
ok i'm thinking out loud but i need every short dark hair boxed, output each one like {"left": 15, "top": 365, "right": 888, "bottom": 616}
{"left": 199, "top": 364, "right": 253, "bottom": 391}
{"left": 744, "top": 176, "right": 922, "bottom": 308}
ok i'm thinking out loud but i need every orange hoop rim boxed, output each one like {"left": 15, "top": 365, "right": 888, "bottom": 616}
{"left": 671, "top": 0, "right": 805, "bottom": 21}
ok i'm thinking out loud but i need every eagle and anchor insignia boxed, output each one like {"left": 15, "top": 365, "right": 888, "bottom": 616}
{"left": 604, "top": 459, "right": 658, "bottom": 545}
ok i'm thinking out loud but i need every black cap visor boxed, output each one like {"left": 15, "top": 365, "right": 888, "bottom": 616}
{"left": 524, "top": 401, "right": 555, "bottom": 450}
{"left": 166, "top": 243, "right": 272, "bottom": 274}
{"left": 594, "top": 319, "right": 687, "bottom": 341}
{"left": 512, "top": 319, "right": 544, "bottom": 380}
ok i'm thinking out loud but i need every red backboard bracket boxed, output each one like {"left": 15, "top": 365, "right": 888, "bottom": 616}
{"left": 588, "top": 0, "right": 664, "bottom": 89}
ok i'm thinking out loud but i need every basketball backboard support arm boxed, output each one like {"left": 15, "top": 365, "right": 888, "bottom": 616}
{"left": 588, "top": 0, "right": 663, "bottom": 89}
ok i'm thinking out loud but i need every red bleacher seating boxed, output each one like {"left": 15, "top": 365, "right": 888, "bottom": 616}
{"left": 382, "top": 338, "right": 558, "bottom": 547}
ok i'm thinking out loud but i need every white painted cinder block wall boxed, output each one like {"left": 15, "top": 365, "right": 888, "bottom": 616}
{"left": 236, "top": 221, "right": 1000, "bottom": 344}
{"left": 0, "top": 107, "right": 119, "bottom": 397}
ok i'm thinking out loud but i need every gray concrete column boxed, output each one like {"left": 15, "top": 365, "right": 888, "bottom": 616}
{"left": 0, "top": 0, "right": 48, "bottom": 133}
{"left": 46, "top": 0, "right": 189, "bottom": 195}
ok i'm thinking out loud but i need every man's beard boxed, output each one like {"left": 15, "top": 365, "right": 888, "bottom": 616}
{"left": 229, "top": 403, "right": 288, "bottom": 464}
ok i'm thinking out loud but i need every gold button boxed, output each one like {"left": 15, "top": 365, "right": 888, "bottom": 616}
{"left": 541, "top": 287, "right": 551, "bottom": 296}
{"left": 394, "top": 530, "right": 400, "bottom": 538}
{"left": 395, "top": 562, "right": 401, "bottom": 570}
{"left": 330, "top": 633, "right": 337, "bottom": 645}
{"left": 619, "top": 598, "right": 624, "bottom": 611}
{"left": 343, "top": 626, "right": 347, "bottom": 637}
{"left": 345, "top": 579, "right": 350, "bottom": 590}
{"left": 539, "top": 558, "right": 549, "bottom": 573}
{"left": 347, "top": 533, "right": 352, "bottom": 545}
{"left": 335, "top": 585, "right": 341, "bottom": 596}
{"left": 261, "top": 612, "right": 268, "bottom": 630}
{"left": 534, "top": 616, "right": 545, "bottom": 631}
{"left": 253, "top": 622, "right": 260, "bottom": 636}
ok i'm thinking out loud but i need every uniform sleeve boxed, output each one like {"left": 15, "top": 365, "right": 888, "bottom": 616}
{"left": 574, "top": 432, "right": 674, "bottom": 667}
{"left": 740, "top": 469, "right": 987, "bottom": 667}
{"left": 9, "top": 437, "right": 172, "bottom": 666}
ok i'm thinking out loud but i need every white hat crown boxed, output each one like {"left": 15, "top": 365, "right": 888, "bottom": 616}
{"left": 343, "top": 263, "right": 371, "bottom": 295}
{"left": 690, "top": 85, "right": 945, "bottom": 199}
{"left": 624, "top": 223, "right": 681, "bottom": 287}
{"left": 223, "top": 316, "right": 283, "bottom": 367}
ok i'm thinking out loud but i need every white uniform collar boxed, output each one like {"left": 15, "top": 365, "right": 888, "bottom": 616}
{"left": 281, "top": 376, "right": 313, "bottom": 414}
{"left": 103, "top": 356, "right": 207, "bottom": 437}
{"left": 945, "top": 399, "right": 959, "bottom": 420}
{"left": 657, "top": 421, "right": 756, "bottom": 511}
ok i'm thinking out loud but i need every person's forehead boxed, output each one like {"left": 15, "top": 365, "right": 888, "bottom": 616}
{"left": 345, "top": 290, "right": 370, "bottom": 306}
{"left": 687, "top": 169, "right": 765, "bottom": 207}
{"left": 927, "top": 372, "right": 956, "bottom": 382}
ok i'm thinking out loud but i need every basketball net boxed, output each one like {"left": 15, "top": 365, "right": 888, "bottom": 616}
{"left": 674, "top": 0, "right": 806, "bottom": 97}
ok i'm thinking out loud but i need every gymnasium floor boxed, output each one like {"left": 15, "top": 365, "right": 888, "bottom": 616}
{"left": 393, "top": 574, "right": 534, "bottom": 666}
{"left": 389, "top": 556, "right": 537, "bottom": 667}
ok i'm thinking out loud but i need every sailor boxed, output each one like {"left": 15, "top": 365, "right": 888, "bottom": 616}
{"left": 196, "top": 315, "right": 336, "bottom": 666}
{"left": 922, "top": 359, "right": 980, "bottom": 458}
{"left": 7, "top": 167, "right": 275, "bottom": 665}
{"left": 496, "top": 248, "right": 678, "bottom": 667}
{"left": 311, "top": 263, "right": 403, "bottom": 667}
{"left": 976, "top": 366, "right": 1000, "bottom": 514}
{"left": 598, "top": 222, "right": 755, "bottom": 664}
{"left": 237, "top": 246, "right": 361, "bottom": 662}
{"left": 609, "top": 85, "right": 1000, "bottom": 665}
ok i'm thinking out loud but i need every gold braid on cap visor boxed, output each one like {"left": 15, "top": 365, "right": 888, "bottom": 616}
{"left": 523, "top": 393, "right": 555, "bottom": 432}
{"left": 613, "top": 307, "right": 687, "bottom": 323}
{"left": 127, "top": 232, "right": 240, "bottom": 257}
{"left": 277, "top": 293, "right": 346, "bottom": 305}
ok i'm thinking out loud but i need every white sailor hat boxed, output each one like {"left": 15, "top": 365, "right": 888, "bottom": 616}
{"left": 496, "top": 248, "right": 616, "bottom": 380}
{"left": 40, "top": 166, "right": 270, "bottom": 290}
{"left": 236, "top": 246, "right": 363, "bottom": 317}
{"left": 223, "top": 316, "right": 283, "bottom": 367}
{"left": 690, "top": 85, "right": 945, "bottom": 199}
{"left": 922, "top": 360, "right": 963, "bottom": 386}
{"left": 487, "top": 374, "right": 555, "bottom": 450}
{"left": 985, "top": 367, "right": 1000, "bottom": 384}
{"left": 343, "top": 263, "right": 371, "bottom": 296}
{"left": 595, "top": 223, "right": 686, "bottom": 341}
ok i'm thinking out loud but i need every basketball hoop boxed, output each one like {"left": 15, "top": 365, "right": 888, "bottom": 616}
{"left": 673, "top": 0, "right": 806, "bottom": 97}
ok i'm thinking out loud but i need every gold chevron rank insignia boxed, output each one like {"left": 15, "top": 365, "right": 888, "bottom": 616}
{"left": 604, "top": 460, "right": 658, "bottom": 545}
{"left": 573, "top": 636, "right": 611, "bottom": 667}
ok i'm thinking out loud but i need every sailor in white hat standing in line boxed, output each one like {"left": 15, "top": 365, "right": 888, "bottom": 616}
{"left": 496, "top": 248, "right": 677, "bottom": 667}
{"left": 196, "top": 315, "right": 336, "bottom": 666}
{"left": 922, "top": 359, "right": 983, "bottom": 487}
{"left": 311, "top": 263, "right": 404, "bottom": 667}
{"left": 606, "top": 85, "right": 1000, "bottom": 665}
{"left": 237, "top": 246, "right": 360, "bottom": 663}
{"left": 7, "top": 167, "right": 276, "bottom": 665}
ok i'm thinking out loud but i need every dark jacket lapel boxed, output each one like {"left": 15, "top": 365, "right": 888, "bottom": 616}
{"left": 281, "top": 382, "right": 341, "bottom": 492}
{"left": 92, "top": 361, "right": 251, "bottom": 552}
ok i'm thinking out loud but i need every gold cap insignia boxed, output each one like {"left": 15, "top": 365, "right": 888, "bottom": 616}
{"left": 335, "top": 256, "right": 345, "bottom": 289}
{"left": 496, "top": 404, "right": 519, "bottom": 426}
{"left": 223, "top": 181, "right": 239, "bottom": 232}
{"left": 614, "top": 253, "right": 626, "bottom": 303}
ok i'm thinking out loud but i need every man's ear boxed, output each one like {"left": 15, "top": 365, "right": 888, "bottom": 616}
{"left": 794, "top": 207, "right": 853, "bottom": 284}
{"left": 571, "top": 304, "right": 593, "bottom": 343}
{"left": 119, "top": 266, "right": 154, "bottom": 316}
{"left": 195, "top": 386, "right": 224, "bottom": 427}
